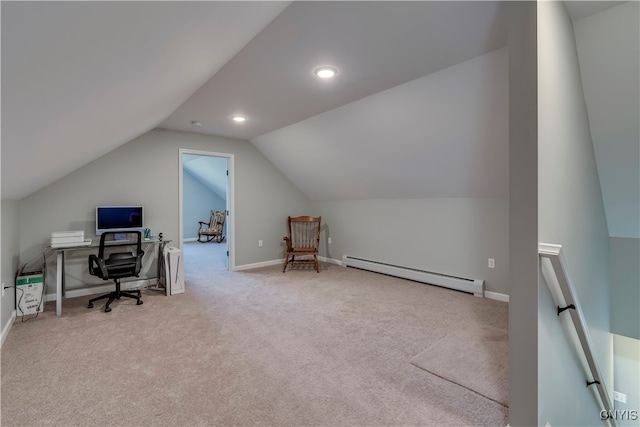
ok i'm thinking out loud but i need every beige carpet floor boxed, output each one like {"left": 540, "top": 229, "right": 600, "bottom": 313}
{"left": 410, "top": 325, "right": 509, "bottom": 406}
{"left": 1, "top": 242, "right": 508, "bottom": 426}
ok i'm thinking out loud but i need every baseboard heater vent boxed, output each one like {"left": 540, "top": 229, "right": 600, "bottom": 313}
{"left": 341, "top": 255, "right": 484, "bottom": 297}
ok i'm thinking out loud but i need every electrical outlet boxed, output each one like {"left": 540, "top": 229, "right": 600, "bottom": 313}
{"left": 258, "top": 240, "right": 263, "bottom": 247}
{"left": 488, "top": 258, "right": 495, "bottom": 269}
{"left": 614, "top": 391, "right": 627, "bottom": 404}
{"left": 328, "top": 237, "right": 332, "bottom": 244}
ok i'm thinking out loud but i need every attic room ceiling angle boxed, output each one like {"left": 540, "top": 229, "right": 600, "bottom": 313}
{"left": 1, "top": 0, "right": 634, "bottom": 208}
{"left": 0, "top": 1, "right": 290, "bottom": 200}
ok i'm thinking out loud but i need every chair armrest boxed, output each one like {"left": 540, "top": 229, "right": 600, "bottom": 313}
{"left": 134, "top": 252, "right": 145, "bottom": 276}
{"left": 88, "top": 254, "right": 108, "bottom": 278}
{"left": 283, "top": 236, "right": 292, "bottom": 251}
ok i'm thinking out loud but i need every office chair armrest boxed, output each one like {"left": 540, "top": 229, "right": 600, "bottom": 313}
{"left": 134, "top": 251, "right": 145, "bottom": 276}
{"left": 88, "top": 254, "right": 108, "bottom": 278}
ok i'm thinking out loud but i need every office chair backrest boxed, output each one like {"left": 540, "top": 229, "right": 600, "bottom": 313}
{"left": 91, "top": 231, "right": 145, "bottom": 280}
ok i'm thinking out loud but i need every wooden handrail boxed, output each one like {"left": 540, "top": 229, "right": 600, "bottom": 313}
{"left": 539, "top": 243, "right": 616, "bottom": 427}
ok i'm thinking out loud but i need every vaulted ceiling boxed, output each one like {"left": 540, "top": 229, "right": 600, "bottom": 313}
{"left": 1, "top": 1, "right": 289, "bottom": 199}
{"left": 2, "top": 1, "right": 636, "bottom": 228}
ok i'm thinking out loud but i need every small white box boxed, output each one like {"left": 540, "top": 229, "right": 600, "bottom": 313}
{"left": 51, "top": 230, "right": 85, "bottom": 247}
{"left": 51, "top": 230, "right": 84, "bottom": 239}
{"left": 164, "top": 246, "right": 184, "bottom": 295}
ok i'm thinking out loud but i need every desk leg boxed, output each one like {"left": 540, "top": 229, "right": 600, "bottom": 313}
{"left": 56, "top": 251, "right": 63, "bottom": 316}
{"left": 158, "top": 242, "right": 166, "bottom": 291}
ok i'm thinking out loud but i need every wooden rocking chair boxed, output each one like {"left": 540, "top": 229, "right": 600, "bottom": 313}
{"left": 283, "top": 216, "right": 321, "bottom": 273}
{"left": 197, "top": 210, "right": 226, "bottom": 243}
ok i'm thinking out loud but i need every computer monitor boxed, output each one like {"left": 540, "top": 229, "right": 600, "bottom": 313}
{"left": 96, "top": 206, "right": 144, "bottom": 236}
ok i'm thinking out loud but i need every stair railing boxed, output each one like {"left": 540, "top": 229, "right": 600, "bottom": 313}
{"left": 539, "top": 243, "right": 615, "bottom": 427}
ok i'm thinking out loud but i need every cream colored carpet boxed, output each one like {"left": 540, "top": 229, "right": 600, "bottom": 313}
{"left": 1, "top": 242, "right": 508, "bottom": 426}
{"left": 410, "top": 325, "right": 509, "bottom": 406}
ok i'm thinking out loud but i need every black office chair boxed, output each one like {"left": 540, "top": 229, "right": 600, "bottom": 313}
{"left": 88, "top": 231, "right": 144, "bottom": 312}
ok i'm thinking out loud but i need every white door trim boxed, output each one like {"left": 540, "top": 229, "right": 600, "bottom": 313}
{"left": 178, "top": 149, "right": 235, "bottom": 271}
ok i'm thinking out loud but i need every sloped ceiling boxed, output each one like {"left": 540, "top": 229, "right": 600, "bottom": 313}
{"left": 183, "top": 155, "right": 228, "bottom": 200}
{"left": 161, "top": 1, "right": 508, "bottom": 140}
{"left": 253, "top": 48, "right": 508, "bottom": 200}
{"left": 1, "top": 1, "right": 289, "bottom": 200}
{"left": 573, "top": 1, "right": 640, "bottom": 238}
{"left": 2, "top": 1, "right": 636, "bottom": 218}
{"left": 2, "top": 0, "right": 508, "bottom": 201}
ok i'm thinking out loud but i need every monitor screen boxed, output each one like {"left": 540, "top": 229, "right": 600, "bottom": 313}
{"left": 96, "top": 206, "right": 144, "bottom": 235}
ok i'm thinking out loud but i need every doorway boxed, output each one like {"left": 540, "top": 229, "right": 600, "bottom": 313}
{"left": 179, "top": 149, "right": 234, "bottom": 271}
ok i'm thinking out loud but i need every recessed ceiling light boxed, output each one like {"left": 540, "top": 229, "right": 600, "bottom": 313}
{"left": 191, "top": 120, "right": 202, "bottom": 126}
{"left": 231, "top": 115, "right": 247, "bottom": 123}
{"left": 314, "top": 66, "right": 337, "bottom": 79}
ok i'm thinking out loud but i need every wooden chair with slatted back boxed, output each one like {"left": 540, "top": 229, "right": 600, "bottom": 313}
{"left": 197, "top": 210, "right": 226, "bottom": 243}
{"left": 283, "top": 216, "right": 321, "bottom": 273}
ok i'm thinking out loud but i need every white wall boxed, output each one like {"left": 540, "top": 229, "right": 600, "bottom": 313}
{"left": 573, "top": 1, "right": 640, "bottom": 240}
{"left": 609, "top": 236, "right": 640, "bottom": 424}
{"left": 537, "top": 2, "right": 613, "bottom": 425}
{"left": 314, "top": 197, "right": 509, "bottom": 295}
{"left": 1, "top": 199, "right": 20, "bottom": 340}
{"left": 507, "top": 2, "right": 539, "bottom": 424}
{"left": 17, "top": 129, "right": 313, "bottom": 295}
{"left": 183, "top": 170, "right": 226, "bottom": 240}
{"left": 613, "top": 334, "right": 640, "bottom": 427}
{"left": 609, "top": 237, "right": 640, "bottom": 340}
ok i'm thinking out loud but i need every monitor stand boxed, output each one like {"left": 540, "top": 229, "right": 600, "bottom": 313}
{"left": 114, "top": 233, "right": 128, "bottom": 241}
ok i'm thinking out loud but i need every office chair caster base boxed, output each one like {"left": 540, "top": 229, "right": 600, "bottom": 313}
{"left": 137, "top": 300, "right": 143, "bottom": 305}
{"left": 87, "top": 302, "right": 94, "bottom": 309}
{"left": 105, "top": 306, "right": 112, "bottom": 313}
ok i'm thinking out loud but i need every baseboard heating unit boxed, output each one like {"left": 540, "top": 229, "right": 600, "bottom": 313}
{"left": 341, "top": 255, "right": 484, "bottom": 297}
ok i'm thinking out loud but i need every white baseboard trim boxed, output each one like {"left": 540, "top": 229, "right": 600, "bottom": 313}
{"left": 319, "top": 256, "right": 342, "bottom": 266}
{"left": 485, "top": 291, "right": 509, "bottom": 303}
{"left": 235, "top": 256, "right": 343, "bottom": 272}
{"left": 234, "top": 259, "right": 283, "bottom": 271}
{"left": 1, "top": 310, "right": 16, "bottom": 348}
{"left": 183, "top": 237, "right": 198, "bottom": 242}
{"left": 44, "top": 279, "right": 153, "bottom": 302}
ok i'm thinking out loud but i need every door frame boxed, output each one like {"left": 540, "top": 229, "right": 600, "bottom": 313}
{"left": 178, "top": 148, "right": 235, "bottom": 270}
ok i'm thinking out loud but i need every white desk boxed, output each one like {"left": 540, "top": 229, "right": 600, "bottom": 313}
{"left": 47, "top": 239, "right": 170, "bottom": 316}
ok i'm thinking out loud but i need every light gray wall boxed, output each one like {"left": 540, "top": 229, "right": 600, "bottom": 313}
{"left": 573, "top": 1, "right": 640, "bottom": 240}
{"left": 609, "top": 237, "right": 640, "bottom": 340}
{"left": 183, "top": 169, "right": 225, "bottom": 240}
{"left": 537, "top": 2, "right": 613, "bottom": 425}
{"left": 17, "top": 129, "right": 313, "bottom": 294}
{"left": 613, "top": 334, "right": 640, "bottom": 427}
{"left": 1, "top": 199, "right": 20, "bottom": 334}
{"left": 609, "top": 237, "right": 640, "bottom": 423}
{"left": 314, "top": 197, "right": 508, "bottom": 295}
{"left": 507, "top": 2, "right": 538, "bottom": 425}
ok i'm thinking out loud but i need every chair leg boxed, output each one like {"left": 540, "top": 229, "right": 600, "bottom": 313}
{"left": 88, "top": 279, "right": 143, "bottom": 312}
{"left": 119, "top": 290, "right": 143, "bottom": 306}
{"left": 104, "top": 294, "right": 118, "bottom": 313}
{"left": 88, "top": 292, "right": 111, "bottom": 308}
{"left": 283, "top": 255, "right": 290, "bottom": 273}
{"left": 315, "top": 255, "right": 319, "bottom": 273}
